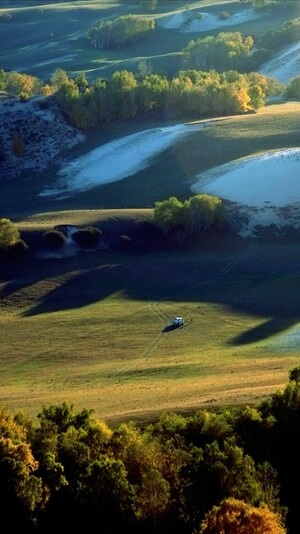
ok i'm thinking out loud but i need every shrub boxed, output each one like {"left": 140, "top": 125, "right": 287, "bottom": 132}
{"left": 43, "top": 230, "right": 66, "bottom": 250}
{"left": 0, "top": 218, "right": 21, "bottom": 250}
{"left": 19, "top": 92, "right": 30, "bottom": 102}
{"left": 71, "top": 226, "right": 102, "bottom": 248}
{"left": 219, "top": 11, "right": 230, "bottom": 19}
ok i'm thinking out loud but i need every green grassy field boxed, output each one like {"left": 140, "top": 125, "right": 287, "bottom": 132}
{"left": 1, "top": 2, "right": 300, "bottom": 425}
{"left": 1, "top": 205, "right": 300, "bottom": 425}
{"left": 0, "top": 0, "right": 299, "bottom": 81}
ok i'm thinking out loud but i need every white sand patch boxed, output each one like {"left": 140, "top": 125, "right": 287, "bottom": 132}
{"left": 157, "top": 8, "right": 262, "bottom": 33}
{"left": 259, "top": 41, "right": 300, "bottom": 83}
{"left": 38, "top": 122, "right": 207, "bottom": 198}
{"left": 192, "top": 148, "right": 300, "bottom": 207}
{"left": 191, "top": 148, "right": 300, "bottom": 237}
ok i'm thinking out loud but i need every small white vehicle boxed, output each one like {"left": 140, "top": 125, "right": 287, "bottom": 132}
{"left": 172, "top": 316, "right": 184, "bottom": 327}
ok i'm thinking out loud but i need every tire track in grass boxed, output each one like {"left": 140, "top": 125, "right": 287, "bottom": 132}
{"left": 102, "top": 244, "right": 258, "bottom": 384}
{"left": 100, "top": 302, "right": 171, "bottom": 383}
{"left": 150, "top": 243, "right": 259, "bottom": 345}
{"left": 149, "top": 301, "right": 172, "bottom": 324}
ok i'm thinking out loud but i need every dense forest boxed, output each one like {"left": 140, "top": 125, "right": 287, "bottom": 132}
{"left": 2, "top": 369, "right": 300, "bottom": 533}
{"left": 1, "top": 64, "right": 284, "bottom": 130}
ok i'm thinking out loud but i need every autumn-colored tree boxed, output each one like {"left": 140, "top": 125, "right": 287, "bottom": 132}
{"left": 40, "top": 83, "right": 54, "bottom": 97}
{"left": 0, "top": 407, "right": 44, "bottom": 530}
{"left": 197, "top": 497, "right": 286, "bottom": 533}
{"left": 5, "top": 71, "right": 41, "bottom": 98}
{"left": 50, "top": 68, "right": 70, "bottom": 91}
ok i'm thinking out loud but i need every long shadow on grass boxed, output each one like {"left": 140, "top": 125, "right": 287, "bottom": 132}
{"left": 21, "top": 262, "right": 127, "bottom": 316}
{"left": 228, "top": 314, "right": 300, "bottom": 346}
{"left": 2, "top": 240, "right": 299, "bottom": 345}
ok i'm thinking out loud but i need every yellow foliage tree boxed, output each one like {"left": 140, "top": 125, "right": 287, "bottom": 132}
{"left": 0, "top": 218, "right": 21, "bottom": 249}
{"left": 198, "top": 497, "right": 286, "bottom": 534}
{"left": 0, "top": 407, "right": 43, "bottom": 513}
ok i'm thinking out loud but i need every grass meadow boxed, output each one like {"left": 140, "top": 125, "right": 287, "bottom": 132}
{"left": 1, "top": 211, "right": 300, "bottom": 425}
{"left": 1, "top": 1, "right": 300, "bottom": 425}
{"left": 1, "top": 0, "right": 299, "bottom": 82}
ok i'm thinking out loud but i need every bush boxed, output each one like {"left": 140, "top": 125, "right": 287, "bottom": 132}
{"left": 0, "top": 218, "right": 21, "bottom": 250}
{"left": 219, "top": 11, "right": 230, "bottom": 19}
{"left": 19, "top": 92, "right": 30, "bottom": 102}
{"left": 71, "top": 226, "right": 102, "bottom": 248}
{"left": 43, "top": 230, "right": 66, "bottom": 250}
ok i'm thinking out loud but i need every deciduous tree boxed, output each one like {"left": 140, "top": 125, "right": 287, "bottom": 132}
{"left": 0, "top": 218, "right": 21, "bottom": 250}
{"left": 197, "top": 497, "right": 286, "bottom": 533}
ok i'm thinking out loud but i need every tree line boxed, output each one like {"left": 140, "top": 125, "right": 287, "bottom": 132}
{"left": 153, "top": 194, "right": 225, "bottom": 236}
{"left": 51, "top": 67, "right": 282, "bottom": 129}
{"left": 0, "top": 64, "right": 297, "bottom": 130}
{"left": 1, "top": 15, "right": 299, "bottom": 123}
{"left": 2, "top": 368, "right": 300, "bottom": 533}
